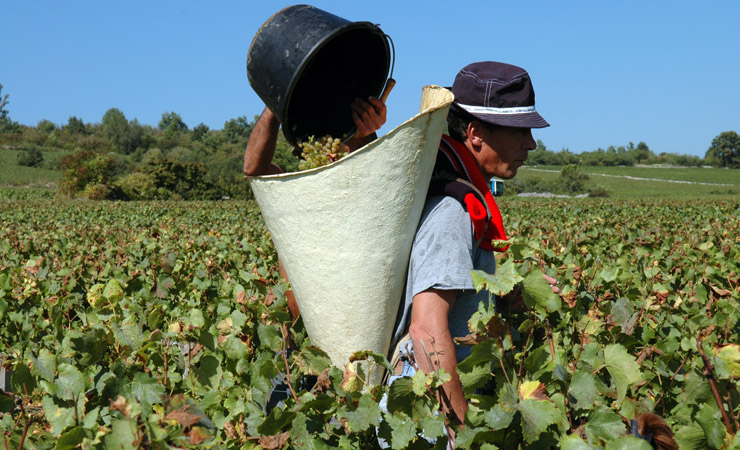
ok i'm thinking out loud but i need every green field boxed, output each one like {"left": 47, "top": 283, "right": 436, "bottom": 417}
{"left": 0, "top": 148, "right": 62, "bottom": 187}
{"left": 526, "top": 165, "right": 740, "bottom": 185}
{"left": 1, "top": 196, "right": 739, "bottom": 448}
{"left": 516, "top": 166, "right": 740, "bottom": 199}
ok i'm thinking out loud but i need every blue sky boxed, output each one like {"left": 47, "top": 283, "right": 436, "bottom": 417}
{"left": 4, "top": 1, "right": 739, "bottom": 157}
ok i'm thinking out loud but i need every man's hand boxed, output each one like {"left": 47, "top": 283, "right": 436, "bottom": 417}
{"left": 498, "top": 273, "right": 561, "bottom": 315}
{"left": 351, "top": 96, "right": 386, "bottom": 138}
{"left": 345, "top": 97, "right": 387, "bottom": 152}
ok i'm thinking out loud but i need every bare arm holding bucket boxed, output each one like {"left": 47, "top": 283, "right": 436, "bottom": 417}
{"left": 243, "top": 97, "right": 387, "bottom": 177}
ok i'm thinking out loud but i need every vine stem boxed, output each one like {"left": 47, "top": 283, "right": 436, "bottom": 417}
{"left": 545, "top": 320, "right": 556, "bottom": 363}
{"left": 163, "top": 338, "right": 171, "bottom": 390}
{"left": 280, "top": 324, "right": 299, "bottom": 403}
{"left": 18, "top": 385, "right": 30, "bottom": 450}
{"left": 697, "top": 336, "right": 735, "bottom": 435}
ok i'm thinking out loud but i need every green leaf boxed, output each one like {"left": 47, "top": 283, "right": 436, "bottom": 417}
{"left": 294, "top": 346, "right": 331, "bottom": 376}
{"left": 339, "top": 394, "right": 381, "bottom": 432}
{"left": 258, "top": 407, "right": 296, "bottom": 435}
{"left": 384, "top": 413, "right": 417, "bottom": 450}
{"left": 257, "top": 323, "right": 282, "bottom": 351}
{"left": 585, "top": 408, "right": 625, "bottom": 441}
{"left": 103, "top": 418, "right": 138, "bottom": 450}
{"left": 696, "top": 403, "right": 727, "bottom": 449}
{"left": 123, "top": 372, "right": 164, "bottom": 408}
{"left": 103, "top": 278, "right": 123, "bottom": 303}
{"left": 517, "top": 398, "right": 560, "bottom": 443}
{"left": 55, "top": 426, "right": 87, "bottom": 450}
{"left": 674, "top": 423, "right": 709, "bottom": 450}
{"left": 42, "top": 396, "right": 76, "bottom": 436}
{"left": 715, "top": 344, "right": 740, "bottom": 377}
{"left": 55, "top": 363, "right": 85, "bottom": 401}
{"left": 521, "top": 269, "right": 560, "bottom": 313}
{"left": 568, "top": 371, "right": 599, "bottom": 410}
{"left": 604, "top": 436, "right": 653, "bottom": 450}
{"left": 484, "top": 404, "right": 514, "bottom": 430}
{"left": 603, "top": 344, "right": 642, "bottom": 406}
{"left": 561, "top": 433, "right": 598, "bottom": 449}
{"left": 11, "top": 362, "right": 36, "bottom": 395}
{"left": 471, "top": 259, "right": 523, "bottom": 296}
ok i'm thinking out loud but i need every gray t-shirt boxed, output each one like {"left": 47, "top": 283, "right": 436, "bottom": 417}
{"left": 391, "top": 195, "right": 496, "bottom": 361}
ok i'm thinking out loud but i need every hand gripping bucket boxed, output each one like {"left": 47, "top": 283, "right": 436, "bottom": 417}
{"left": 249, "top": 86, "right": 454, "bottom": 385}
{"left": 247, "top": 4, "right": 392, "bottom": 147}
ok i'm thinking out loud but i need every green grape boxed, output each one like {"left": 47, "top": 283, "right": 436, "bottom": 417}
{"left": 296, "top": 134, "right": 349, "bottom": 171}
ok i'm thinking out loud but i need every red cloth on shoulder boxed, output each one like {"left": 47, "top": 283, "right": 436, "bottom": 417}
{"left": 436, "top": 135, "right": 508, "bottom": 252}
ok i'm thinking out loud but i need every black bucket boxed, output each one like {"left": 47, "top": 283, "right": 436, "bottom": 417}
{"left": 247, "top": 4, "right": 392, "bottom": 147}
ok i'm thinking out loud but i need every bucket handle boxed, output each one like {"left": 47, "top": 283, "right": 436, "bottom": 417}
{"left": 372, "top": 27, "right": 396, "bottom": 103}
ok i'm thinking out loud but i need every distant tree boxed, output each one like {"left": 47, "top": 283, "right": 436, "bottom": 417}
{"left": 159, "top": 111, "right": 188, "bottom": 134}
{"left": 59, "top": 150, "right": 118, "bottom": 197}
{"left": 37, "top": 119, "right": 57, "bottom": 134}
{"left": 64, "top": 116, "right": 89, "bottom": 135}
{"left": 631, "top": 141, "right": 653, "bottom": 164}
{"left": 102, "top": 108, "right": 131, "bottom": 151}
{"left": 0, "top": 83, "right": 20, "bottom": 133}
{"left": 223, "top": 116, "right": 253, "bottom": 144}
{"left": 559, "top": 164, "right": 589, "bottom": 194}
{"left": 191, "top": 123, "right": 210, "bottom": 142}
{"left": 102, "top": 108, "right": 147, "bottom": 153}
{"left": 705, "top": 131, "right": 740, "bottom": 168}
{"left": 17, "top": 145, "right": 44, "bottom": 167}
{"left": 0, "top": 83, "right": 9, "bottom": 123}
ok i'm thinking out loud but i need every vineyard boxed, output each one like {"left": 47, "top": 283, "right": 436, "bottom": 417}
{"left": 1, "top": 196, "right": 739, "bottom": 449}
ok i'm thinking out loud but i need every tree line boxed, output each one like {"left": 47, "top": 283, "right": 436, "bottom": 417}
{"left": 0, "top": 83, "right": 738, "bottom": 200}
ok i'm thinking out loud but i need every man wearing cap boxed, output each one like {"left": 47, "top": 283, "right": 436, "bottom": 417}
{"left": 388, "top": 61, "right": 558, "bottom": 427}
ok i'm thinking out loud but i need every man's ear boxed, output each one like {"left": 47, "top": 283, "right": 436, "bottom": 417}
{"left": 466, "top": 120, "right": 486, "bottom": 149}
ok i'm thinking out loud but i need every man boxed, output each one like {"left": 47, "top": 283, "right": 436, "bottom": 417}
{"left": 388, "top": 61, "right": 559, "bottom": 425}
{"left": 244, "top": 97, "right": 387, "bottom": 319}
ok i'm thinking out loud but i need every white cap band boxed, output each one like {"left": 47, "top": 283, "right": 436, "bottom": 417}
{"left": 457, "top": 103, "right": 537, "bottom": 115}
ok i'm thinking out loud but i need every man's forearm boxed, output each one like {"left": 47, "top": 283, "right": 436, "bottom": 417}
{"left": 244, "top": 107, "right": 282, "bottom": 176}
{"left": 410, "top": 325, "right": 467, "bottom": 424}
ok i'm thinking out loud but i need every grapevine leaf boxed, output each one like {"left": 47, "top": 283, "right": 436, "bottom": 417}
{"left": 103, "top": 418, "right": 138, "bottom": 450}
{"left": 338, "top": 394, "right": 381, "bottom": 432}
{"left": 517, "top": 398, "right": 559, "bottom": 443}
{"left": 568, "top": 371, "right": 599, "bottom": 410}
{"left": 521, "top": 269, "right": 560, "bottom": 314}
{"left": 294, "top": 346, "right": 331, "bottom": 376}
{"left": 471, "top": 259, "right": 522, "bottom": 296}
{"left": 585, "top": 408, "right": 625, "bottom": 441}
{"left": 560, "top": 433, "right": 598, "bottom": 449}
{"left": 604, "top": 436, "right": 653, "bottom": 450}
{"left": 55, "top": 426, "right": 87, "bottom": 450}
{"left": 258, "top": 407, "right": 296, "bottom": 436}
{"left": 103, "top": 278, "right": 123, "bottom": 303}
{"left": 604, "top": 344, "right": 642, "bottom": 406}
{"left": 484, "top": 404, "right": 514, "bottom": 430}
{"left": 384, "top": 413, "right": 416, "bottom": 450}
{"left": 10, "top": 362, "right": 36, "bottom": 395}
{"left": 695, "top": 403, "right": 726, "bottom": 449}
{"left": 55, "top": 363, "right": 85, "bottom": 401}
{"left": 715, "top": 344, "right": 740, "bottom": 378}
{"left": 673, "top": 423, "right": 709, "bottom": 450}
{"left": 41, "top": 396, "right": 76, "bottom": 436}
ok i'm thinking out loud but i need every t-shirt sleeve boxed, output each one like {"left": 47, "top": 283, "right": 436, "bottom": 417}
{"left": 406, "top": 196, "right": 475, "bottom": 298}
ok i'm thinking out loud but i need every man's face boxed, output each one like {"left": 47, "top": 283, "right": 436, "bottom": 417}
{"left": 474, "top": 124, "right": 536, "bottom": 180}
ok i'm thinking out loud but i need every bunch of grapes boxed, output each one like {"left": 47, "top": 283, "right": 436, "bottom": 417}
{"left": 297, "top": 135, "right": 349, "bottom": 171}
